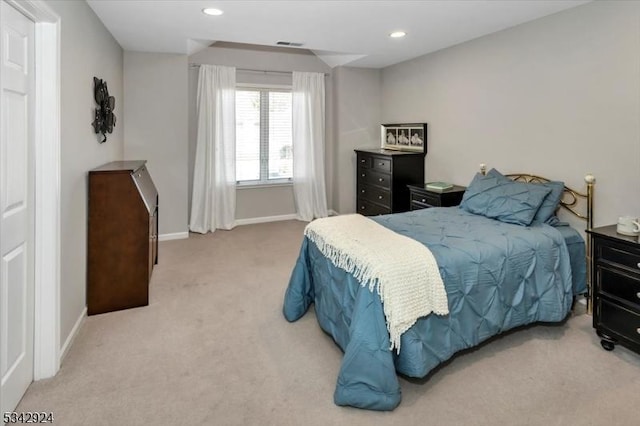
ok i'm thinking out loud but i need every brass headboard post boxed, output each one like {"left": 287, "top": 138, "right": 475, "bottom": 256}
{"left": 585, "top": 174, "right": 596, "bottom": 315}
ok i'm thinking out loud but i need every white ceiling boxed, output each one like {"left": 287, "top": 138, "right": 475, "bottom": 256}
{"left": 87, "top": 0, "right": 590, "bottom": 69}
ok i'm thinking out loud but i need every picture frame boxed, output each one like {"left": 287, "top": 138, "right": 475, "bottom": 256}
{"left": 381, "top": 123, "right": 427, "bottom": 153}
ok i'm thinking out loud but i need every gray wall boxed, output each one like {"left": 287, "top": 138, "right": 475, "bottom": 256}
{"left": 332, "top": 66, "right": 382, "bottom": 214}
{"left": 123, "top": 52, "right": 189, "bottom": 236}
{"left": 47, "top": 1, "right": 124, "bottom": 346}
{"left": 381, "top": 1, "right": 640, "bottom": 226}
{"left": 188, "top": 44, "right": 334, "bottom": 221}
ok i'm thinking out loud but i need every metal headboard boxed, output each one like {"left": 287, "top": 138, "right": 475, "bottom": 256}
{"left": 479, "top": 164, "right": 596, "bottom": 313}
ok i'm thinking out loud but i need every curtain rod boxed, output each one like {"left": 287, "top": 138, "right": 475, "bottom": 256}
{"left": 189, "top": 64, "right": 328, "bottom": 76}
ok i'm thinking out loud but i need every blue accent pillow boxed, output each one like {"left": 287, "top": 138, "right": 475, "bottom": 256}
{"left": 460, "top": 172, "right": 552, "bottom": 226}
{"left": 486, "top": 168, "right": 564, "bottom": 225}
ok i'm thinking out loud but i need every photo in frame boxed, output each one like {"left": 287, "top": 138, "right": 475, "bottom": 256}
{"left": 381, "top": 123, "right": 427, "bottom": 153}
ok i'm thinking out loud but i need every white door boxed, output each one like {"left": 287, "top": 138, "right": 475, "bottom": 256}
{"left": 0, "top": 0, "right": 35, "bottom": 414}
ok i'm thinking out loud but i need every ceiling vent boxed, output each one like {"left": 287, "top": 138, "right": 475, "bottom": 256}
{"left": 276, "top": 41, "right": 304, "bottom": 47}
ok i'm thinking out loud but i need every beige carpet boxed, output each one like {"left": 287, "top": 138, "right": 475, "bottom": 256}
{"left": 17, "top": 220, "right": 640, "bottom": 425}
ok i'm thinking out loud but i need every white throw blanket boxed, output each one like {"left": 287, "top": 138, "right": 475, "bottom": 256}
{"left": 304, "top": 214, "right": 449, "bottom": 352}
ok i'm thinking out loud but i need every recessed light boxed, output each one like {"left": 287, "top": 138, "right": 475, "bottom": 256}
{"left": 202, "top": 8, "right": 224, "bottom": 16}
{"left": 389, "top": 31, "right": 406, "bottom": 38}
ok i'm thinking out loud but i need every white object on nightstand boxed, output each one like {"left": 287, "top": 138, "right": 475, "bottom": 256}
{"left": 617, "top": 215, "right": 640, "bottom": 236}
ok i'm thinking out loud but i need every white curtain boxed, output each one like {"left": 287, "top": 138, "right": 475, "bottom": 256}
{"left": 189, "top": 65, "right": 237, "bottom": 233}
{"left": 292, "top": 71, "right": 328, "bottom": 221}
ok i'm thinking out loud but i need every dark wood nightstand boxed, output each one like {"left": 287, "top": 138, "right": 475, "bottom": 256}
{"left": 587, "top": 225, "right": 640, "bottom": 355}
{"left": 407, "top": 184, "right": 466, "bottom": 210}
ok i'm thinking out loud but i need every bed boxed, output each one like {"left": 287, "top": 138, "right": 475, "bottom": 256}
{"left": 283, "top": 167, "right": 595, "bottom": 411}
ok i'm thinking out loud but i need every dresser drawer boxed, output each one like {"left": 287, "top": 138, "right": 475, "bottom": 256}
{"left": 371, "top": 156, "right": 391, "bottom": 173}
{"left": 596, "top": 240, "right": 640, "bottom": 272}
{"left": 358, "top": 168, "right": 391, "bottom": 189}
{"left": 358, "top": 184, "right": 390, "bottom": 206}
{"left": 357, "top": 199, "right": 391, "bottom": 216}
{"left": 357, "top": 155, "right": 371, "bottom": 169}
{"left": 410, "top": 191, "right": 441, "bottom": 207}
{"left": 597, "top": 298, "right": 640, "bottom": 346}
{"left": 597, "top": 266, "right": 640, "bottom": 310}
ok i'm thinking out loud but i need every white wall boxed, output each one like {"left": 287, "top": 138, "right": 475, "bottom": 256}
{"left": 47, "top": 1, "right": 124, "bottom": 346}
{"left": 188, "top": 44, "right": 333, "bottom": 221}
{"left": 381, "top": 1, "right": 640, "bottom": 227}
{"left": 332, "top": 66, "right": 382, "bottom": 214}
{"left": 123, "top": 52, "right": 189, "bottom": 236}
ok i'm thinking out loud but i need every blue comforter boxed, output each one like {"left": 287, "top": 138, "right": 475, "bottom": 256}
{"left": 283, "top": 207, "right": 580, "bottom": 411}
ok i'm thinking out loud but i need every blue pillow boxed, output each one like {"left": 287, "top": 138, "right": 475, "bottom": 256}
{"left": 486, "top": 168, "right": 564, "bottom": 225}
{"left": 460, "top": 172, "right": 552, "bottom": 226}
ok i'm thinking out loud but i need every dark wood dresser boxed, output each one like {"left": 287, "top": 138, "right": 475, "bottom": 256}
{"left": 407, "top": 184, "right": 466, "bottom": 210}
{"left": 355, "top": 149, "right": 424, "bottom": 216}
{"left": 87, "top": 160, "right": 159, "bottom": 315}
{"left": 587, "top": 225, "right": 640, "bottom": 354}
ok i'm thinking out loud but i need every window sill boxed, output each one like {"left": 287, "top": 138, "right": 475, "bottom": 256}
{"left": 237, "top": 181, "right": 293, "bottom": 190}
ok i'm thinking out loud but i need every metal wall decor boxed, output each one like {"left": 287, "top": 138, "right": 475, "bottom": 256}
{"left": 92, "top": 77, "right": 116, "bottom": 143}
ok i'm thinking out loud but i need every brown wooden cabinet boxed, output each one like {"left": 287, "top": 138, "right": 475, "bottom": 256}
{"left": 87, "top": 160, "right": 158, "bottom": 315}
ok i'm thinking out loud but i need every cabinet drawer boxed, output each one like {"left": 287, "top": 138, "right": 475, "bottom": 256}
{"left": 358, "top": 168, "right": 391, "bottom": 189}
{"left": 596, "top": 240, "right": 640, "bottom": 272}
{"left": 357, "top": 199, "right": 391, "bottom": 216}
{"left": 597, "top": 298, "right": 640, "bottom": 346}
{"left": 410, "top": 191, "right": 440, "bottom": 207}
{"left": 371, "top": 157, "right": 391, "bottom": 173}
{"left": 358, "top": 184, "right": 390, "bottom": 207}
{"left": 357, "top": 155, "right": 371, "bottom": 169}
{"left": 597, "top": 266, "right": 640, "bottom": 310}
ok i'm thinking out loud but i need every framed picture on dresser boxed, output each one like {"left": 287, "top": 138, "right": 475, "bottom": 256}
{"left": 381, "top": 123, "right": 427, "bottom": 153}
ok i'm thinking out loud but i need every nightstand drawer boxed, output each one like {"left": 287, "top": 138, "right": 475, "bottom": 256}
{"left": 358, "top": 168, "right": 391, "bottom": 189}
{"left": 358, "top": 184, "right": 390, "bottom": 206}
{"left": 597, "top": 266, "right": 640, "bottom": 310}
{"left": 597, "top": 298, "right": 640, "bottom": 346}
{"left": 410, "top": 192, "right": 440, "bottom": 207}
{"left": 597, "top": 240, "right": 640, "bottom": 272}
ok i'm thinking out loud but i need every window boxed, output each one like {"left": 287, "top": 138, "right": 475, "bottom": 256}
{"left": 236, "top": 87, "right": 292, "bottom": 185}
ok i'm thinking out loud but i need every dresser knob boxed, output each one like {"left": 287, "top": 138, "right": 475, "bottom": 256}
{"left": 637, "top": 262, "right": 640, "bottom": 269}
{"left": 421, "top": 198, "right": 426, "bottom": 203}
{"left": 378, "top": 195, "right": 383, "bottom": 200}
{"left": 360, "top": 206, "right": 365, "bottom": 210}
{"left": 379, "top": 162, "right": 384, "bottom": 166}
{"left": 361, "top": 173, "right": 365, "bottom": 177}
{"left": 637, "top": 328, "right": 640, "bottom": 335}
{"left": 378, "top": 178, "right": 383, "bottom": 182}
{"left": 360, "top": 159, "right": 365, "bottom": 163}
{"left": 637, "top": 292, "right": 640, "bottom": 299}
{"left": 361, "top": 189, "right": 365, "bottom": 193}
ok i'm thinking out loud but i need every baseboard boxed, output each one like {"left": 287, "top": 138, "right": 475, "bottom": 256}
{"left": 59, "top": 306, "right": 87, "bottom": 363}
{"left": 235, "top": 214, "right": 298, "bottom": 226}
{"left": 158, "top": 232, "right": 189, "bottom": 241}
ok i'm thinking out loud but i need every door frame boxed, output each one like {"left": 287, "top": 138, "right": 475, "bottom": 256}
{"left": 4, "top": 0, "right": 61, "bottom": 380}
